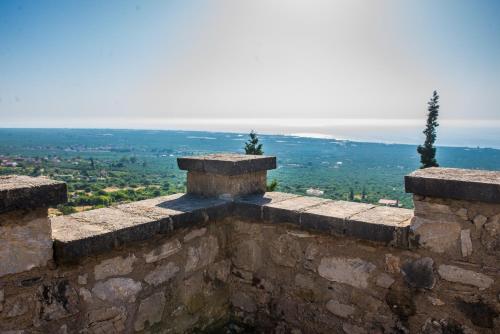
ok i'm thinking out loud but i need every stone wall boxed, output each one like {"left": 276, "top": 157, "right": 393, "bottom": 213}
{"left": 1, "top": 222, "right": 230, "bottom": 333}
{"left": 0, "top": 158, "right": 498, "bottom": 333}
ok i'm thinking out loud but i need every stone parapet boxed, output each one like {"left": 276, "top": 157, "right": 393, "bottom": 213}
{"left": 235, "top": 192, "right": 413, "bottom": 247}
{"left": 405, "top": 167, "right": 500, "bottom": 204}
{"left": 178, "top": 154, "right": 276, "bottom": 198}
{"left": 0, "top": 175, "right": 67, "bottom": 213}
{"left": 405, "top": 168, "right": 500, "bottom": 258}
{"left": 0, "top": 175, "right": 67, "bottom": 277}
{"left": 51, "top": 193, "right": 231, "bottom": 264}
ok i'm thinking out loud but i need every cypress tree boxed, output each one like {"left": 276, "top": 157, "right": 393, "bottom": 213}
{"left": 417, "top": 91, "right": 440, "bottom": 168}
{"left": 244, "top": 130, "right": 263, "bottom": 155}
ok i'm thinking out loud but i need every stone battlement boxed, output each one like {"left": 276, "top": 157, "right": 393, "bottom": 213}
{"left": 0, "top": 155, "right": 498, "bottom": 333}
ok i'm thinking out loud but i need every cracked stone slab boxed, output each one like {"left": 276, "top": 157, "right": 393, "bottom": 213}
{"left": 405, "top": 167, "right": 500, "bottom": 203}
{"left": 347, "top": 206, "right": 413, "bottom": 245}
{"left": 177, "top": 153, "right": 276, "bottom": 176}
{"left": 262, "top": 195, "right": 332, "bottom": 225}
{"left": 234, "top": 192, "right": 302, "bottom": 220}
{"left": 300, "top": 200, "right": 375, "bottom": 235}
{"left": 0, "top": 175, "right": 67, "bottom": 214}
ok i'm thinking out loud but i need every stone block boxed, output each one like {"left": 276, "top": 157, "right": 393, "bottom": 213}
{"left": 347, "top": 206, "right": 412, "bottom": 245}
{"left": 86, "top": 306, "right": 126, "bottom": 334}
{"left": 92, "top": 278, "right": 142, "bottom": 303}
{"left": 437, "top": 265, "right": 493, "bottom": 289}
{"left": 185, "top": 235, "right": 219, "bottom": 272}
{"left": 301, "top": 200, "right": 374, "bottom": 235}
{"left": 263, "top": 195, "right": 330, "bottom": 225}
{"left": 0, "top": 208, "right": 53, "bottom": 276}
{"left": 134, "top": 292, "right": 166, "bottom": 331}
{"left": 186, "top": 170, "right": 267, "bottom": 198}
{"left": 178, "top": 154, "right": 276, "bottom": 198}
{"left": 144, "top": 239, "right": 181, "bottom": 263}
{"left": 144, "top": 262, "right": 179, "bottom": 286}
{"left": 325, "top": 300, "right": 355, "bottom": 318}
{"left": 0, "top": 175, "right": 66, "bottom": 213}
{"left": 52, "top": 194, "right": 229, "bottom": 263}
{"left": 94, "top": 254, "right": 136, "bottom": 280}
{"left": 401, "top": 257, "right": 435, "bottom": 289}
{"left": 405, "top": 167, "right": 500, "bottom": 203}
{"left": 410, "top": 217, "right": 461, "bottom": 253}
{"left": 177, "top": 153, "right": 276, "bottom": 176}
{"left": 460, "top": 229, "right": 473, "bottom": 257}
{"left": 318, "top": 257, "right": 375, "bottom": 289}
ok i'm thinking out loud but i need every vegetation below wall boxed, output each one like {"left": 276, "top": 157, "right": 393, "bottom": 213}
{"left": 1, "top": 128, "right": 500, "bottom": 214}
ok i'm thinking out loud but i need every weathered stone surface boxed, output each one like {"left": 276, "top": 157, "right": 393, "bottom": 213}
{"left": 456, "top": 208, "right": 468, "bottom": 220}
{"left": 78, "top": 274, "right": 88, "bottom": 285}
{"left": 460, "top": 229, "right": 473, "bottom": 257}
{"left": 0, "top": 209, "right": 52, "bottom": 277}
{"left": 421, "top": 318, "right": 475, "bottom": 334}
{"left": 473, "top": 214, "right": 487, "bottom": 230}
{"left": 269, "top": 234, "right": 302, "bottom": 267}
{"left": 5, "top": 294, "right": 30, "bottom": 318}
{"left": 342, "top": 323, "right": 367, "bottom": 334}
{"left": 208, "top": 260, "right": 231, "bottom": 283}
{"left": 300, "top": 200, "right": 374, "bottom": 235}
{"left": 185, "top": 235, "right": 219, "bottom": 272}
{"left": 401, "top": 257, "right": 435, "bottom": 289}
{"left": 187, "top": 170, "right": 267, "bottom": 198}
{"left": 347, "top": 206, "right": 412, "bottom": 245}
{"left": 385, "top": 285, "right": 416, "bottom": 320}
{"left": 385, "top": 254, "right": 400, "bottom": 273}
{"left": 405, "top": 167, "right": 500, "bottom": 204}
{"left": 134, "top": 292, "right": 166, "bottom": 332}
{"left": 231, "top": 291, "right": 256, "bottom": 313}
{"left": 144, "top": 262, "right": 179, "bottom": 286}
{"left": 37, "top": 280, "right": 79, "bottom": 321}
{"left": 0, "top": 175, "right": 67, "bottom": 213}
{"left": 94, "top": 254, "right": 136, "bottom": 280}
{"left": 79, "top": 287, "right": 92, "bottom": 303}
{"left": 144, "top": 239, "right": 181, "bottom": 263}
{"left": 86, "top": 306, "right": 126, "bottom": 334}
{"left": 263, "top": 196, "right": 331, "bottom": 225}
{"left": 232, "top": 239, "right": 262, "bottom": 272}
{"left": 411, "top": 217, "right": 461, "bottom": 253}
{"left": 376, "top": 273, "right": 395, "bottom": 288}
{"left": 92, "top": 278, "right": 142, "bottom": 303}
{"left": 325, "top": 300, "right": 355, "bottom": 318}
{"left": 427, "top": 296, "right": 445, "bottom": 306}
{"left": 438, "top": 265, "right": 493, "bottom": 289}
{"left": 52, "top": 194, "right": 229, "bottom": 263}
{"left": 178, "top": 154, "right": 276, "bottom": 176}
{"left": 183, "top": 227, "right": 207, "bottom": 242}
{"left": 318, "top": 257, "right": 376, "bottom": 288}
{"left": 481, "top": 217, "right": 499, "bottom": 252}
{"left": 457, "top": 299, "right": 498, "bottom": 328}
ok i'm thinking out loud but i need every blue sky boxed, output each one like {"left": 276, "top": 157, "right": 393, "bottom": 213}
{"left": 1, "top": 0, "right": 499, "bottom": 131}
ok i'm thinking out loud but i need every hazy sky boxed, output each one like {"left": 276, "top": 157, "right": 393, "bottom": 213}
{"left": 1, "top": 0, "right": 499, "bottom": 130}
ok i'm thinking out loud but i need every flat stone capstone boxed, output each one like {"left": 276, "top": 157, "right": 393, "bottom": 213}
{"left": 405, "top": 167, "right": 500, "bottom": 203}
{"left": 51, "top": 191, "right": 414, "bottom": 263}
{"left": 177, "top": 153, "right": 276, "bottom": 176}
{"left": 0, "top": 175, "right": 67, "bottom": 213}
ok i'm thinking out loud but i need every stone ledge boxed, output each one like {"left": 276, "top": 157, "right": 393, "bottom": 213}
{"left": 405, "top": 167, "right": 500, "bottom": 203}
{"left": 177, "top": 154, "right": 276, "bottom": 176}
{"left": 51, "top": 194, "right": 230, "bottom": 264}
{"left": 0, "top": 175, "right": 67, "bottom": 214}
{"left": 51, "top": 191, "right": 414, "bottom": 263}
{"left": 235, "top": 192, "right": 413, "bottom": 247}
